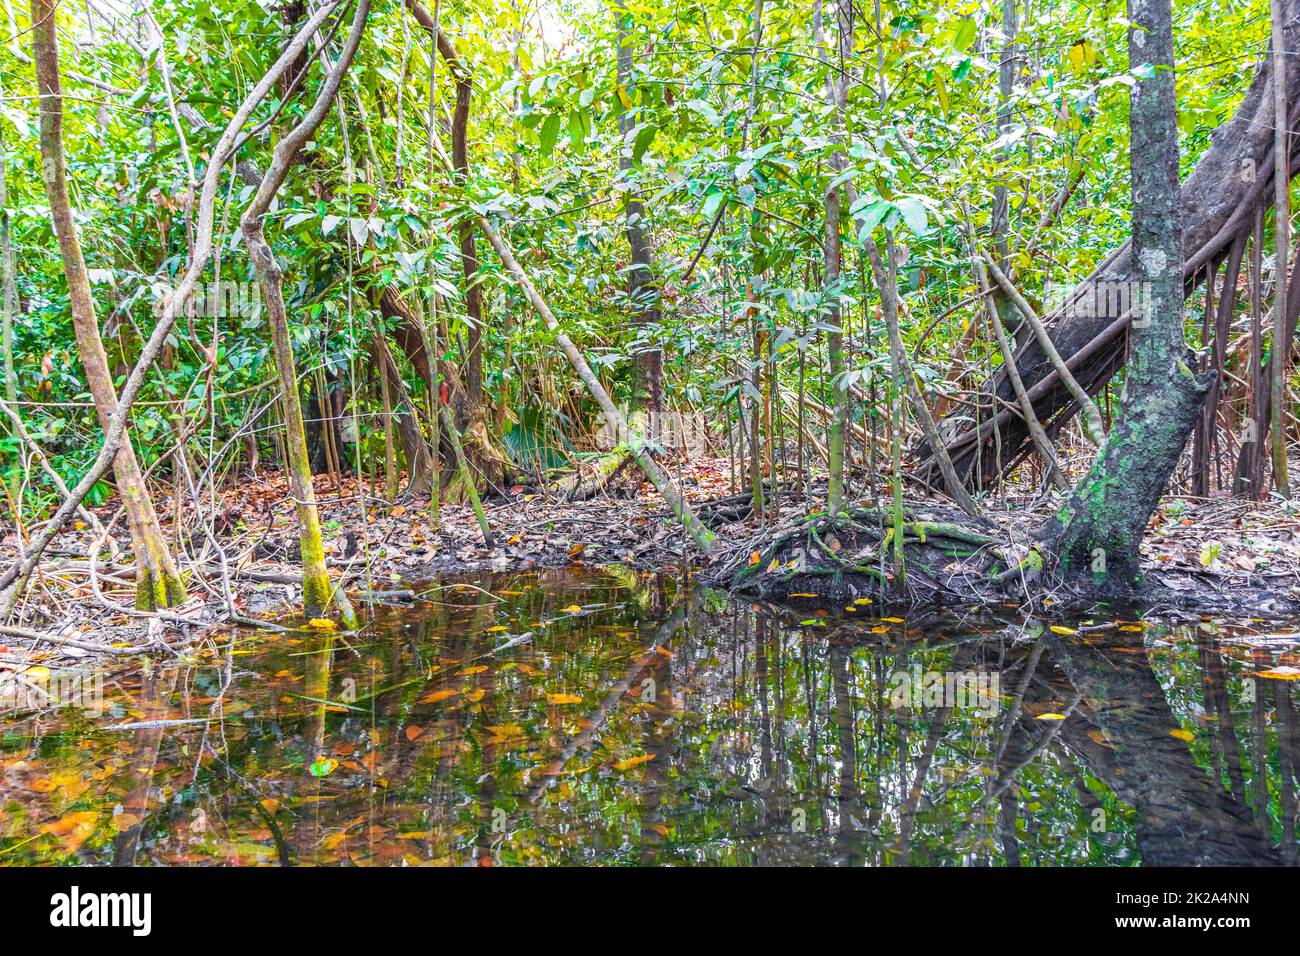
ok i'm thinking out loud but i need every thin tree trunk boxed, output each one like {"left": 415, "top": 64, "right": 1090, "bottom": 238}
{"left": 239, "top": 0, "right": 370, "bottom": 620}
{"left": 615, "top": 0, "right": 663, "bottom": 430}
{"left": 31, "top": 0, "right": 186, "bottom": 610}
{"left": 1272, "top": 0, "right": 1293, "bottom": 497}
{"left": 0, "top": 70, "right": 15, "bottom": 405}
{"left": 814, "top": 0, "right": 851, "bottom": 516}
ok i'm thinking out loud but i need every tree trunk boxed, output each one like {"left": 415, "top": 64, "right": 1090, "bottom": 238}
{"left": 238, "top": 0, "right": 369, "bottom": 621}
{"left": 0, "top": 70, "right": 15, "bottom": 405}
{"left": 31, "top": 0, "right": 186, "bottom": 610}
{"left": 1044, "top": 0, "right": 1212, "bottom": 589}
{"left": 814, "top": 0, "right": 851, "bottom": 516}
{"left": 615, "top": 0, "right": 663, "bottom": 431}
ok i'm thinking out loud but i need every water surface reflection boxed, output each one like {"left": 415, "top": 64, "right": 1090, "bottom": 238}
{"left": 1, "top": 568, "right": 1296, "bottom": 866}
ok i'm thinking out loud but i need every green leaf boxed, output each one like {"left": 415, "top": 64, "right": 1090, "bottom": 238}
{"left": 893, "top": 197, "right": 928, "bottom": 236}
{"left": 953, "top": 18, "right": 977, "bottom": 52}
{"left": 539, "top": 112, "right": 562, "bottom": 156}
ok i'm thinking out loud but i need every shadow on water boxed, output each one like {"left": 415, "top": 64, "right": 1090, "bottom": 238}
{"left": 1, "top": 567, "right": 1297, "bottom": 866}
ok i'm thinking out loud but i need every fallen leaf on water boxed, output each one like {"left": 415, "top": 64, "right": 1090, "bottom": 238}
{"left": 41, "top": 811, "right": 99, "bottom": 853}
{"left": 788, "top": 593, "right": 818, "bottom": 598}
{"left": 404, "top": 725, "right": 425, "bottom": 741}
{"left": 464, "top": 688, "right": 486, "bottom": 703}
{"left": 1049, "top": 625, "right": 1077, "bottom": 635}
{"left": 612, "top": 754, "right": 656, "bottom": 772}
{"left": 419, "top": 689, "right": 458, "bottom": 704}
{"left": 487, "top": 625, "right": 509, "bottom": 633}
{"left": 547, "top": 693, "right": 583, "bottom": 705}
{"left": 854, "top": 597, "right": 873, "bottom": 605}
{"left": 1170, "top": 728, "right": 1195, "bottom": 741}
{"left": 1036, "top": 713, "right": 1068, "bottom": 721}
{"left": 460, "top": 665, "right": 488, "bottom": 676}
{"left": 1253, "top": 666, "right": 1300, "bottom": 680}
{"left": 560, "top": 604, "right": 583, "bottom": 614}
{"left": 307, "top": 618, "right": 337, "bottom": 630}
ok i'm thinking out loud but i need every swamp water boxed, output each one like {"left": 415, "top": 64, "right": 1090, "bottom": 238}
{"left": 1, "top": 567, "right": 1297, "bottom": 866}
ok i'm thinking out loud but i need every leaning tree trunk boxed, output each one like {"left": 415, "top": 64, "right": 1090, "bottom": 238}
{"left": 920, "top": 0, "right": 1300, "bottom": 491}
{"left": 1043, "top": 0, "right": 1212, "bottom": 589}
{"left": 31, "top": 0, "right": 186, "bottom": 610}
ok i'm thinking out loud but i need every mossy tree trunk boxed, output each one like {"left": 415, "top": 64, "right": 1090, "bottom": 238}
{"left": 32, "top": 0, "right": 186, "bottom": 610}
{"left": 239, "top": 0, "right": 370, "bottom": 620}
{"left": 1044, "top": 0, "right": 1211, "bottom": 590}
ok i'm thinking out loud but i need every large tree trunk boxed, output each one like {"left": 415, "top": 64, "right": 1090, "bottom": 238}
{"left": 921, "top": 0, "right": 1300, "bottom": 491}
{"left": 31, "top": 0, "right": 186, "bottom": 610}
{"left": 1043, "top": 0, "right": 1211, "bottom": 589}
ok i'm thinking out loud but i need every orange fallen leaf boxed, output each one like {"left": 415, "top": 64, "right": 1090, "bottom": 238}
{"left": 418, "top": 688, "right": 458, "bottom": 704}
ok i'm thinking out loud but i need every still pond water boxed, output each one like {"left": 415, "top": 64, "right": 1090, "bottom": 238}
{"left": 2, "top": 568, "right": 1297, "bottom": 866}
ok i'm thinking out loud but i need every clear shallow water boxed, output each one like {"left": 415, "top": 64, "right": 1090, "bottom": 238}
{"left": 1, "top": 567, "right": 1297, "bottom": 866}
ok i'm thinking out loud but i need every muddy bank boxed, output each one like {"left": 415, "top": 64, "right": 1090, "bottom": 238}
{"left": 7, "top": 461, "right": 1300, "bottom": 664}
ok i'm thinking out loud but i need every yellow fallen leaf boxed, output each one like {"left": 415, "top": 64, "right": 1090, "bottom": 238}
{"left": 881, "top": 617, "right": 905, "bottom": 624}
{"left": 612, "top": 754, "right": 656, "bottom": 772}
{"left": 307, "top": 618, "right": 337, "bottom": 630}
{"left": 1170, "top": 728, "right": 1195, "bottom": 741}
{"left": 464, "top": 687, "right": 486, "bottom": 703}
{"left": 1253, "top": 666, "right": 1300, "bottom": 680}
{"left": 1035, "top": 713, "right": 1067, "bottom": 721}
{"left": 405, "top": 725, "right": 425, "bottom": 741}
{"left": 788, "top": 593, "right": 819, "bottom": 598}
{"left": 1049, "top": 625, "right": 1077, "bottom": 635}
{"left": 854, "top": 597, "right": 873, "bottom": 605}
{"left": 547, "top": 693, "right": 583, "bottom": 705}
{"left": 487, "top": 625, "right": 509, "bottom": 633}
{"left": 460, "top": 665, "right": 488, "bottom": 676}
{"left": 560, "top": 604, "right": 583, "bottom": 614}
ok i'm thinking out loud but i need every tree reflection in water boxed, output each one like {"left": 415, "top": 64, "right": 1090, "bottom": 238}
{"left": 0, "top": 569, "right": 1295, "bottom": 866}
